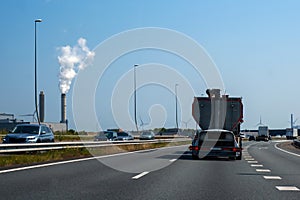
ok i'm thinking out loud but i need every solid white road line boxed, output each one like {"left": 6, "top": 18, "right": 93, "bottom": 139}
{"left": 276, "top": 186, "right": 300, "bottom": 191}
{"left": 132, "top": 172, "right": 149, "bottom": 179}
{"left": 256, "top": 169, "right": 271, "bottom": 172}
{"left": 263, "top": 176, "right": 282, "bottom": 180}
{"left": 274, "top": 143, "right": 300, "bottom": 157}
{"left": 251, "top": 164, "right": 263, "bottom": 167}
{"left": 169, "top": 159, "right": 177, "bottom": 162}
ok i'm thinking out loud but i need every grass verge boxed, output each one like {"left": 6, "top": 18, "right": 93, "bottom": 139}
{"left": 0, "top": 140, "right": 191, "bottom": 169}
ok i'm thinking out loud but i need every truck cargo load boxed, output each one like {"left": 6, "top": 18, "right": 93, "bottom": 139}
{"left": 192, "top": 89, "right": 243, "bottom": 135}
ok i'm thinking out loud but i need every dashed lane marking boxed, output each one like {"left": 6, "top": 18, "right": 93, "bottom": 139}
{"left": 247, "top": 161, "right": 258, "bottom": 163}
{"left": 169, "top": 159, "right": 177, "bottom": 162}
{"left": 276, "top": 186, "right": 300, "bottom": 191}
{"left": 256, "top": 169, "right": 271, "bottom": 172}
{"left": 245, "top": 158, "right": 255, "bottom": 161}
{"left": 132, "top": 172, "right": 149, "bottom": 180}
{"left": 251, "top": 164, "right": 263, "bottom": 167}
{"left": 264, "top": 176, "right": 282, "bottom": 180}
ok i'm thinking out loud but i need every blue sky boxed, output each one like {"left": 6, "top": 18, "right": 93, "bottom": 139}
{"left": 1, "top": 0, "right": 300, "bottom": 131}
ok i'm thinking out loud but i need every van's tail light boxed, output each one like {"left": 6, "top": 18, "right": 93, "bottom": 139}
{"left": 222, "top": 147, "right": 242, "bottom": 152}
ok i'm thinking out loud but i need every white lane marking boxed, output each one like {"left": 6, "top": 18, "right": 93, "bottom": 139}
{"left": 258, "top": 147, "right": 268, "bottom": 150}
{"left": 251, "top": 164, "right": 263, "bottom": 167}
{"left": 0, "top": 145, "right": 189, "bottom": 174}
{"left": 248, "top": 161, "right": 258, "bottom": 163}
{"left": 245, "top": 158, "right": 255, "bottom": 161}
{"left": 132, "top": 172, "right": 149, "bottom": 179}
{"left": 169, "top": 159, "right": 177, "bottom": 162}
{"left": 264, "top": 176, "right": 282, "bottom": 180}
{"left": 274, "top": 143, "right": 300, "bottom": 157}
{"left": 244, "top": 156, "right": 253, "bottom": 159}
{"left": 256, "top": 169, "right": 271, "bottom": 172}
{"left": 276, "top": 186, "right": 300, "bottom": 191}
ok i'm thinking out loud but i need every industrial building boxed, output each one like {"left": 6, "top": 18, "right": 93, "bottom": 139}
{"left": 0, "top": 91, "right": 67, "bottom": 132}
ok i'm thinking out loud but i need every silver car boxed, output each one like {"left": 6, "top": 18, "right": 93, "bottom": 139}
{"left": 139, "top": 131, "right": 155, "bottom": 140}
{"left": 2, "top": 124, "right": 55, "bottom": 143}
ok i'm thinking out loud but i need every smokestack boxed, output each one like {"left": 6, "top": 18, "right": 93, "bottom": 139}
{"left": 60, "top": 93, "right": 66, "bottom": 123}
{"left": 39, "top": 91, "right": 45, "bottom": 122}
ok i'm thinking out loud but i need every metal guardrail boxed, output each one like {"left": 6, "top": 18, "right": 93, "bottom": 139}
{"left": 292, "top": 139, "right": 300, "bottom": 148}
{"left": 0, "top": 139, "right": 190, "bottom": 154}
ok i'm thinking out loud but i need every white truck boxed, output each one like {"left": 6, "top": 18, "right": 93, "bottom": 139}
{"left": 256, "top": 126, "right": 269, "bottom": 141}
{"left": 286, "top": 128, "right": 297, "bottom": 140}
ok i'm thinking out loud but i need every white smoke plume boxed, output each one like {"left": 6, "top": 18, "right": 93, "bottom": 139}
{"left": 58, "top": 38, "right": 95, "bottom": 94}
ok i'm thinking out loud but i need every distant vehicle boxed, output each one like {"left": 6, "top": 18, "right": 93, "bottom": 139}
{"left": 190, "top": 130, "right": 242, "bottom": 160}
{"left": 256, "top": 126, "right": 269, "bottom": 141}
{"left": 139, "top": 131, "right": 155, "bottom": 140}
{"left": 2, "top": 124, "right": 55, "bottom": 143}
{"left": 116, "top": 132, "right": 134, "bottom": 141}
{"left": 94, "top": 131, "right": 117, "bottom": 141}
{"left": 105, "top": 131, "right": 118, "bottom": 141}
{"left": 248, "top": 135, "right": 255, "bottom": 141}
{"left": 286, "top": 128, "right": 298, "bottom": 140}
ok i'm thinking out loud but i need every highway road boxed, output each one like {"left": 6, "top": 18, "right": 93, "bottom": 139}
{"left": 0, "top": 141, "right": 299, "bottom": 200}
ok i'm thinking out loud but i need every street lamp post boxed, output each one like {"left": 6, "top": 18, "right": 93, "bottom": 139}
{"left": 175, "top": 84, "right": 179, "bottom": 131}
{"left": 134, "top": 64, "right": 139, "bottom": 133}
{"left": 34, "top": 19, "right": 42, "bottom": 125}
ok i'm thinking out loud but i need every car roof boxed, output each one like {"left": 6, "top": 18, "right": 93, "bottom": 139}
{"left": 16, "top": 124, "right": 40, "bottom": 127}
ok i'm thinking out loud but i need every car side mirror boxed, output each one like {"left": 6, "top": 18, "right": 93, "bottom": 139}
{"left": 41, "top": 131, "right": 46, "bottom": 134}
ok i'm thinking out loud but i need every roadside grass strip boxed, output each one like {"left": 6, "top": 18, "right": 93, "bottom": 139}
{"left": 276, "top": 186, "right": 300, "bottom": 191}
{"left": 263, "top": 176, "right": 282, "bottom": 180}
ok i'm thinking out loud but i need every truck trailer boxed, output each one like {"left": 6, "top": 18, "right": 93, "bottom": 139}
{"left": 286, "top": 128, "right": 298, "bottom": 140}
{"left": 189, "top": 89, "right": 243, "bottom": 160}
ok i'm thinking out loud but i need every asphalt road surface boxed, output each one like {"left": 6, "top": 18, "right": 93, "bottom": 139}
{"left": 0, "top": 141, "right": 299, "bottom": 200}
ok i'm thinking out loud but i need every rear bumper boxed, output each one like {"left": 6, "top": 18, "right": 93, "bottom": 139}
{"left": 190, "top": 146, "right": 241, "bottom": 159}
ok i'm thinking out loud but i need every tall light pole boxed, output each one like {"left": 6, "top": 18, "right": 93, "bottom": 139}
{"left": 175, "top": 83, "right": 179, "bottom": 131}
{"left": 34, "top": 19, "right": 42, "bottom": 125}
{"left": 134, "top": 64, "right": 139, "bottom": 133}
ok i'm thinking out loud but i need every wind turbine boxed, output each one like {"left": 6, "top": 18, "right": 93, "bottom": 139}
{"left": 182, "top": 119, "right": 192, "bottom": 129}
{"left": 139, "top": 116, "right": 149, "bottom": 131}
{"left": 19, "top": 110, "right": 37, "bottom": 122}
{"left": 255, "top": 116, "right": 264, "bottom": 127}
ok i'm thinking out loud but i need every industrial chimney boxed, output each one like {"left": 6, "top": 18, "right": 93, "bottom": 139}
{"left": 39, "top": 91, "right": 45, "bottom": 122}
{"left": 60, "top": 93, "right": 66, "bottom": 123}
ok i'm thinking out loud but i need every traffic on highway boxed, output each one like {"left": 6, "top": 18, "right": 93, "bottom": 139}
{"left": 0, "top": 140, "right": 299, "bottom": 199}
